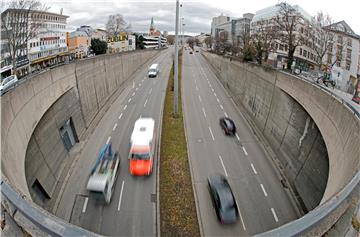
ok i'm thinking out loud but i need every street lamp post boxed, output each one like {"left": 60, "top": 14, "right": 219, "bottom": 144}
{"left": 173, "top": 0, "right": 179, "bottom": 117}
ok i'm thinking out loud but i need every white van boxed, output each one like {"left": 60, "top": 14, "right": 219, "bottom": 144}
{"left": 148, "top": 64, "right": 159, "bottom": 78}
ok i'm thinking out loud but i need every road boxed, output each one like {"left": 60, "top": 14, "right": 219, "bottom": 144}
{"left": 56, "top": 48, "right": 172, "bottom": 236}
{"left": 182, "top": 48, "right": 299, "bottom": 236}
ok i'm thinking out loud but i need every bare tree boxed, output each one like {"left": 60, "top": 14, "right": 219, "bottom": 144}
{"left": 166, "top": 35, "right": 175, "bottom": 45}
{"left": 251, "top": 20, "right": 277, "bottom": 64}
{"left": 274, "top": 2, "right": 308, "bottom": 69}
{"left": 186, "top": 37, "right": 195, "bottom": 49}
{"left": 204, "top": 36, "right": 212, "bottom": 48}
{"left": 106, "top": 14, "right": 130, "bottom": 37}
{"left": 1, "top": 0, "right": 47, "bottom": 76}
{"left": 310, "top": 12, "right": 334, "bottom": 69}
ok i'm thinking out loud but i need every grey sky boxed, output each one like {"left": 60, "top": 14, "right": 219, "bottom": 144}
{"left": 46, "top": 0, "right": 360, "bottom": 35}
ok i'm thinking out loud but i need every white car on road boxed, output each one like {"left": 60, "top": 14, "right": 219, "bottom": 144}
{"left": 0, "top": 75, "right": 18, "bottom": 95}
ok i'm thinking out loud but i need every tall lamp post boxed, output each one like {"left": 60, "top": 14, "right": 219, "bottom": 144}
{"left": 173, "top": 0, "right": 179, "bottom": 117}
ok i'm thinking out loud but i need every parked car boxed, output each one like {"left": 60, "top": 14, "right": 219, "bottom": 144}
{"left": 208, "top": 175, "right": 239, "bottom": 224}
{"left": 0, "top": 75, "right": 18, "bottom": 95}
{"left": 189, "top": 51, "right": 193, "bottom": 54}
{"left": 195, "top": 50, "right": 199, "bottom": 53}
{"left": 219, "top": 117, "right": 236, "bottom": 136}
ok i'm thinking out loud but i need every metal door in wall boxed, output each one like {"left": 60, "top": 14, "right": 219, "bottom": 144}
{"left": 60, "top": 119, "right": 76, "bottom": 151}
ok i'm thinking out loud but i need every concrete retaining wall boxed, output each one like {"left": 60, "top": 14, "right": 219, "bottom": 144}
{"left": 202, "top": 52, "right": 359, "bottom": 211}
{"left": 1, "top": 50, "right": 160, "bottom": 199}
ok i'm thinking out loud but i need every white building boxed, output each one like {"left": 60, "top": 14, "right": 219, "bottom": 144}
{"left": 27, "top": 10, "right": 69, "bottom": 72}
{"left": 141, "top": 35, "right": 167, "bottom": 49}
{"left": 251, "top": 4, "right": 317, "bottom": 70}
{"left": 211, "top": 14, "right": 230, "bottom": 39}
{"left": 323, "top": 21, "right": 360, "bottom": 92}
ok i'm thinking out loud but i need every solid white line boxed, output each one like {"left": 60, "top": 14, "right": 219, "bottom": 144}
{"left": 251, "top": 163, "right": 257, "bottom": 174}
{"left": 209, "top": 127, "right": 215, "bottom": 141}
{"left": 260, "top": 184, "right": 268, "bottom": 197}
{"left": 118, "top": 113, "right": 123, "bottom": 119}
{"left": 112, "top": 123, "right": 118, "bottom": 131}
{"left": 218, "top": 155, "right": 228, "bottom": 177}
{"left": 271, "top": 208, "right": 279, "bottom": 222}
{"left": 123, "top": 105, "right": 127, "bottom": 111}
{"left": 238, "top": 206, "right": 247, "bottom": 231}
{"left": 242, "top": 146, "right": 248, "bottom": 156}
{"left": 144, "top": 99, "right": 148, "bottom": 107}
{"left": 202, "top": 108, "right": 207, "bottom": 118}
{"left": 198, "top": 95, "right": 202, "bottom": 103}
{"left": 106, "top": 136, "right": 111, "bottom": 144}
{"left": 117, "top": 181, "right": 125, "bottom": 211}
{"left": 235, "top": 133, "right": 240, "bottom": 141}
{"left": 149, "top": 88, "right": 152, "bottom": 94}
{"left": 224, "top": 112, "right": 228, "bottom": 117}
{"left": 128, "top": 98, "right": 131, "bottom": 103}
{"left": 132, "top": 92, "right": 135, "bottom": 96}
{"left": 82, "top": 197, "right": 88, "bottom": 213}
{"left": 217, "top": 98, "right": 220, "bottom": 103}
{"left": 220, "top": 104, "right": 224, "bottom": 110}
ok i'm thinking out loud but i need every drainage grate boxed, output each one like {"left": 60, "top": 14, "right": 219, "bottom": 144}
{"left": 151, "top": 194, "right": 157, "bottom": 203}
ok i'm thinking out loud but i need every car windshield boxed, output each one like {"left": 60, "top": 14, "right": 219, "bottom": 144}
{"left": 131, "top": 152, "right": 150, "bottom": 160}
{"left": 225, "top": 119, "right": 233, "bottom": 129}
{"left": 149, "top": 69, "right": 156, "bottom": 73}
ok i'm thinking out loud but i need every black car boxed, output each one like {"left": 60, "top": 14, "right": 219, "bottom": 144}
{"left": 195, "top": 50, "right": 199, "bottom": 52}
{"left": 208, "top": 175, "right": 239, "bottom": 224}
{"left": 219, "top": 117, "right": 236, "bottom": 135}
{"left": 189, "top": 51, "right": 193, "bottom": 54}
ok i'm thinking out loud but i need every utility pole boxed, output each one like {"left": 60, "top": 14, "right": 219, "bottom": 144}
{"left": 173, "top": 0, "right": 179, "bottom": 117}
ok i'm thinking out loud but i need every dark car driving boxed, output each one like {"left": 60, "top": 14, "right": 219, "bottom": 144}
{"left": 219, "top": 117, "right": 236, "bottom": 135}
{"left": 208, "top": 175, "right": 239, "bottom": 224}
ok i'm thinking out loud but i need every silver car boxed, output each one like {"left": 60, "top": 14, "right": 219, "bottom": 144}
{"left": 0, "top": 75, "right": 18, "bottom": 95}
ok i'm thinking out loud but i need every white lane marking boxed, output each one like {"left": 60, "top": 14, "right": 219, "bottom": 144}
{"left": 202, "top": 108, "right": 207, "bottom": 118}
{"left": 123, "top": 105, "right": 127, "bottom": 111}
{"left": 112, "top": 123, "right": 118, "bottom": 131}
{"left": 235, "top": 133, "right": 240, "bottom": 141}
{"left": 142, "top": 79, "right": 144, "bottom": 82}
{"left": 214, "top": 93, "right": 217, "bottom": 97}
{"left": 139, "top": 83, "right": 141, "bottom": 87}
{"left": 209, "top": 84, "right": 212, "bottom": 88}
{"left": 132, "top": 92, "right": 135, "bottom": 97}
{"left": 82, "top": 197, "right": 88, "bottom": 213}
{"left": 118, "top": 113, "right": 123, "bottom": 119}
{"left": 224, "top": 112, "right": 228, "bottom": 117}
{"left": 238, "top": 205, "right": 247, "bottom": 231}
{"left": 132, "top": 81, "right": 135, "bottom": 88}
{"left": 149, "top": 88, "right": 152, "bottom": 94}
{"left": 271, "top": 208, "right": 279, "bottom": 222}
{"left": 260, "top": 184, "right": 268, "bottom": 197}
{"left": 117, "top": 181, "right": 125, "bottom": 211}
{"left": 106, "top": 136, "right": 111, "bottom": 144}
{"left": 251, "top": 163, "right": 257, "bottom": 174}
{"left": 128, "top": 98, "right": 132, "bottom": 103}
{"left": 217, "top": 98, "right": 220, "bottom": 103}
{"left": 211, "top": 88, "right": 214, "bottom": 92}
{"left": 144, "top": 99, "right": 148, "bottom": 107}
{"left": 220, "top": 104, "right": 224, "bottom": 110}
{"left": 196, "top": 86, "right": 199, "bottom": 91}
{"left": 209, "top": 127, "right": 215, "bottom": 141}
{"left": 242, "top": 146, "right": 248, "bottom": 156}
{"left": 218, "top": 155, "right": 228, "bottom": 177}
{"left": 195, "top": 79, "right": 197, "bottom": 83}
{"left": 136, "top": 87, "right": 139, "bottom": 91}
{"left": 198, "top": 95, "right": 202, "bottom": 103}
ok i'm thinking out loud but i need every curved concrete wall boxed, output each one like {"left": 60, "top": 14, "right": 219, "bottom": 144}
{"left": 202, "top": 52, "right": 359, "bottom": 208}
{"left": 1, "top": 50, "right": 159, "bottom": 198}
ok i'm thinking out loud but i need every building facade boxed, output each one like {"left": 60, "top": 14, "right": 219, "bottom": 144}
{"left": 27, "top": 10, "right": 69, "bottom": 72}
{"left": 92, "top": 28, "right": 107, "bottom": 41}
{"left": 323, "top": 21, "right": 360, "bottom": 92}
{"left": 107, "top": 34, "right": 136, "bottom": 53}
{"left": 251, "top": 4, "right": 317, "bottom": 71}
{"left": 67, "top": 31, "right": 90, "bottom": 59}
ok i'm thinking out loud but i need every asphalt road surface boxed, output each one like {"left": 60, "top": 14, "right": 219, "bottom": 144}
{"left": 182, "top": 48, "right": 299, "bottom": 236}
{"left": 57, "top": 48, "right": 172, "bottom": 236}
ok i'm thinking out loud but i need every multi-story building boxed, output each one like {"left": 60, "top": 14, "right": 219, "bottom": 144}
{"left": 27, "top": 10, "right": 69, "bottom": 72}
{"left": 211, "top": 14, "right": 230, "bottom": 39}
{"left": 323, "top": 21, "right": 360, "bottom": 92}
{"left": 67, "top": 31, "right": 90, "bottom": 59}
{"left": 195, "top": 33, "right": 211, "bottom": 48}
{"left": 92, "top": 28, "right": 107, "bottom": 41}
{"left": 232, "top": 13, "right": 254, "bottom": 48}
{"left": 107, "top": 34, "right": 136, "bottom": 53}
{"left": 251, "top": 4, "right": 316, "bottom": 70}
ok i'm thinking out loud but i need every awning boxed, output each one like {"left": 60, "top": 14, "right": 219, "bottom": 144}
{"left": 30, "top": 55, "right": 56, "bottom": 64}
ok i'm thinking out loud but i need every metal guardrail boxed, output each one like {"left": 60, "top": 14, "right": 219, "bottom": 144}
{"left": 1, "top": 177, "right": 99, "bottom": 237}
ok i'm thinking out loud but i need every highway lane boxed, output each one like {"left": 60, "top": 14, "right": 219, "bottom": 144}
{"left": 182, "top": 49, "right": 299, "bottom": 236}
{"left": 59, "top": 48, "right": 171, "bottom": 236}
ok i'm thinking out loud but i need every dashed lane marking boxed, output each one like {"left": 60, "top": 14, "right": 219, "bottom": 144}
{"left": 106, "top": 136, "right": 111, "bottom": 144}
{"left": 260, "top": 184, "right": 268, "bottom": 197}
{"left": 209, "top": 127, "right": 215, "bottom": 141}
{"left": 242, "top": 146, "right": 248, "bottom": 156}
{"left": 117, "top": 181, "right": 125, "bottom": 211}
{"left": 118, "top": 113, "right": 123, "bottom": 119}
{"left": 271, "top": 208, "right": 279, "bottom": 222}
{"left": 82, "top": 197, "right": 88, "bottom": 213}
{"left": 251, "top": 163, "right": 257, "bottom": 174}
{"left": 218, "top": 155, "right": 228, "bottom": 177}
{"left": 112, "top": 123, "right": 118, "bottom": 131}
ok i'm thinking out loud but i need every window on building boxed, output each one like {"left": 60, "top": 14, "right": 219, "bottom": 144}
{"left": 346, "top": 60, "right": 351, "bottom": 70}
{"left": 347, "top": 49, "right": 352, "bottom": 59}
{"left": 327, "top": 53, "right": 332, "bottom": 64}
{"left": 347, "top": 39, "right": 352, "bottom": 47}
{"left": 300, "top": 48, "right": 302, "bottom": 55}
{"left": 303, "top": 50, "right": 307, "bottom": 57}
{"left": 337, "top": 36, "right": 343, "bottom": 44}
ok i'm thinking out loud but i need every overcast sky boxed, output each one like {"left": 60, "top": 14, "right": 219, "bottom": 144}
{"left": 45, "top": 0, "right": 360, "bottom": 35}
